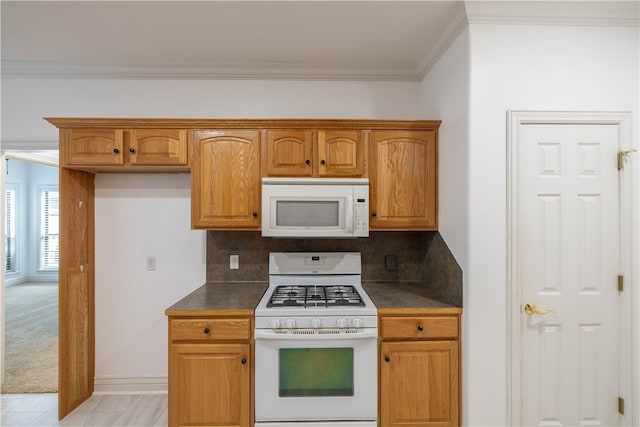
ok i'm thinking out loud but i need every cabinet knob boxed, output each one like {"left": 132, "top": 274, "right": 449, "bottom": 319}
{"left": 305, "top": 159, "right": 311, "bottom": 165}
{"left": 252, "top": 211, "right": 258, "bottom": 217}
{"left": 203, "top": 327, "right": 210, "bottom": 334}
{"left": 371, "top": 212, "right": 377, "bottom": 217}
{"left": 417, "top": 324, "right": 424, "bottom": 332}
{"left": 113, "top": 148, "right": 120, "bottom": 154}
{"left": 320, "top": 159, "right": 326, "bottom": 165}
{"left": 241, "top": 358, "right": 247, "bottom": 365}
{"left": 129, "top": 148, "right": 135, "bottom": 153}
{"left": 384, "top": 356, "right": 391, "bottom": 363}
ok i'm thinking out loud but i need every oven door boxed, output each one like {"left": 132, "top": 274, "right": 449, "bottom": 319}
{"left": 254, "top": 328, "right": 377, "bottom": 423}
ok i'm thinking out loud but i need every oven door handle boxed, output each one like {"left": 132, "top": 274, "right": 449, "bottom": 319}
{"left": 254, "top": 329, "right": 378, "bottom": 340}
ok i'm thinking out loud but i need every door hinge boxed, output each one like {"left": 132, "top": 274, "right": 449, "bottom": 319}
{"left": 618, "top": 149, "right": 637, "bottom": 170}
{"left": 618, "top": 275, "right": 624, "bottom": 292}
{"left": 618, "top": 397, "right": 625, "bottom": 415}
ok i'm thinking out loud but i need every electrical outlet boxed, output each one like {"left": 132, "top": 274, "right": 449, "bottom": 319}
{"left": 385, "top": 255, "right": 397, "bottom": 271}
{"left": 147, "top": 256, "right": 157, "bottom": 271}
{"left": 230, "top": 254, "right": 239, "bottom": 270}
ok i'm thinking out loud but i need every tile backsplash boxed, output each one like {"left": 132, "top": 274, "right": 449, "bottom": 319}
{"left": 206, "top": 231, "right": 462, "bottom": 306}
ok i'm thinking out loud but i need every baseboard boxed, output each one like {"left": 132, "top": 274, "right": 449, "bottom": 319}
{"left": 93, "top": 376, "right": 168, "bottom": 395}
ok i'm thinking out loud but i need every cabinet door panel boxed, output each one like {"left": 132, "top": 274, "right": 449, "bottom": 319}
{"left": 169, "top": 343, "right": 250, "bottom": 427}
{"left": 64, "top": 129, "right": 124, "bottom": 166}
{"left": 126, "top": 129, "right": 188, "bottom": 166}
{"left": 264, "top": 130, "right": 312, "bottom": 176}
{"left": 381, "top": 341, "right": 459, "bottom": 427}
{"left": 370, "top": 130, "right": 437, "bottom": 229}
{"left": 317, "top": 130, "right": 364, "bottom": 177}
{"left": 191, "top": 130, "right": 261, "bottom": 229}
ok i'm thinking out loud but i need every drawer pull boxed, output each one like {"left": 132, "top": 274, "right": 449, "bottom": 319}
{"left": 203, "top": 327, "right": 210, "bottom": 334}
{"left": 241, "top": 358, "right": 247, "bottom": 365}
{"left": 417, "top": 324, "right": 424, "bottom": 332}
{"left": 384, "top": 356, "right": 390, "bottom": 363}
{"left": 113, "top": 148, "right": 120, "bottom": 154}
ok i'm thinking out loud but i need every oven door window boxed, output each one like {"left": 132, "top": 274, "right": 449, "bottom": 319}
{"left": 278, "top": 348, "right": 354, "bottom": 397}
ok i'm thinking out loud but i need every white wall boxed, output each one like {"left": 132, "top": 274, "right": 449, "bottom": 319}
{"left": 1, "top": 79, "right": 421, "bottom": 144}
{"left": 94, "top": 173, "right": 205, "bottom": 384}
{"left": 464, "top": 23, "right": 639, "bottom": 426}
{"left": 418, "top": 27, "right": 471, "bottom": 424}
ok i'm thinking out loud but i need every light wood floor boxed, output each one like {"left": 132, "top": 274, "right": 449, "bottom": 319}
{"left": 1, "top": 393, "right": 167, "bottom": 426}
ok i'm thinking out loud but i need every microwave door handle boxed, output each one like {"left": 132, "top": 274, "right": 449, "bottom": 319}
{"left": 346, "top": 195, "right": 354, "bottom": 234}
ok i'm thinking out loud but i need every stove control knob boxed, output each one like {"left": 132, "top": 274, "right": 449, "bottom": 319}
{"left": 337, "top": 318, "right": 348, "bottom": 328}
{"left": 311, "top": 318, "right": 322, "bottom": 328}
{"left": 352, "top": 318, "right": 364, "bottom": 328}
{"left": 285, "top": 318, "right": 296, "bottom": 329}
{"left": 270, "top": 319, "right": 281, "bottom": 329}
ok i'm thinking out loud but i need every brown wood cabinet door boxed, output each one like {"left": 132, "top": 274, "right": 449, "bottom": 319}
{"left": 126, "top": 129, "right": 188, "bottom": 166}
{"left": 169, "top": 343, "right": 250, "bottom": 427}
{"left": 264, "top": 129, "right": 313, "bottom": 176}
{"left": 63, "top": 129, "right": 124, "bottom": 166}
{"left": 380, "top": 341, "right": 459, "bottom": 427}
{"left": 191, "top": 130, "right": 261, "bottom": 229}
{"left": 370, "top": 130, "right": 437, "bottom": 229}
{"left": 58, "top": 168, "right": 95, "bottom": 419}
{"left": 317, "top": 130, "right": 364, "bottom": 177}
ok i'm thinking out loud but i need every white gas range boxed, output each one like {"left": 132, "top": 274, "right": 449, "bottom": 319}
{"left": 254, "top": 252, "right": 378, "bottom": 427}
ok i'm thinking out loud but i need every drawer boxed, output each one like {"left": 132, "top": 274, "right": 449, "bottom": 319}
{"left": 380, "top": 316, "right": 458, "bottom": 339}
{"left": 170, "top": 318, "right": 251, "bottom": 341}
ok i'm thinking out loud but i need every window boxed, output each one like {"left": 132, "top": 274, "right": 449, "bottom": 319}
{"left": 5, "top": 185, "right": 17, "bottom": 273}
{"left": 39, "top": 187, "right": 59, "bottom": 270}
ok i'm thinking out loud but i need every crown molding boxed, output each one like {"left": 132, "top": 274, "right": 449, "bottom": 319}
{"left": 1, "top": 60, "right": 421, "bottom": 82}
{"left": 2, "top": 2, "right": 636, "bottom": 82}
{"left": 417, "top": 2, "right": 469, "bottom": 81}
{"left": 465, "top": 1, "right": 639, "bottom": 27}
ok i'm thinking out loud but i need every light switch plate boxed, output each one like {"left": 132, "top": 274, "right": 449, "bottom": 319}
{"left": 230, "top": 254, "right": 239, "bottom": 269}
{"left": 147, "top": 256, "right": 157, "bottom": 271}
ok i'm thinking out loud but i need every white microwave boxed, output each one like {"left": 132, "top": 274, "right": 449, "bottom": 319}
{"left": 261, "top": 177, "right": 369, "bottom": 238}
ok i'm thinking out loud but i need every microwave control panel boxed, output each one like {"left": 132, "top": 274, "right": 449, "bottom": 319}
{"left": 353, "top": 186, "right": 369, "bottom": 236}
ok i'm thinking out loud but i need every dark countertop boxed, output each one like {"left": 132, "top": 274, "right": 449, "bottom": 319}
{"left": 166, "top": 281, "right": 461, "bottom": 316}
{"left": 363, "top": 282, "right": 462, "bottom": 314}
{"left": 165, "top": 282, "right": 268, "bottom": 316}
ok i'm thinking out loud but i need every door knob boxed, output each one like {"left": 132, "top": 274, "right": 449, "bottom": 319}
{"left": 524, "top": 303, "right": 554, "bottom": 316}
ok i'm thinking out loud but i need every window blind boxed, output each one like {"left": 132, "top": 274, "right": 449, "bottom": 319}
{"left": 40, "top": 188, "right": 59, "bottom": 270}
{"left": 5, "top": 187, "right": 16, "bottom": 272}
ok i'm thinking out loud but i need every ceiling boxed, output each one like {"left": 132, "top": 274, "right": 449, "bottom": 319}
{"left": 1, "top": 1, "right": 463, "bottom": 81}
{"left": 1, "top": 1, "right": 638, "bottom": 81}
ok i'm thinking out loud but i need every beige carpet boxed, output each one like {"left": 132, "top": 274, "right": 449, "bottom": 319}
{"left": 1, "top": 282, "right": 58, "bottom": 393}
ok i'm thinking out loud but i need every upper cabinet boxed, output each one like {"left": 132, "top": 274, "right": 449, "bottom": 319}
{"left": 191, "top": 130, "right": 261, "bottom": 230}
{"left": 47, "top": 118, "right": 440, "bottom": 231}
{"left": 126, "top": 129, "right": 188, "bottom": 166}
{"left": 62, "top": 128, "right": 124, "bottom": 166}
{"left": 263, "top": 129, "right": 365, "bottom": 177}
{"left": 61, "top": 127, "right": 188, "bottom": 171}
{"left": 369, "top": 130, "right": 438, "bottom": 230}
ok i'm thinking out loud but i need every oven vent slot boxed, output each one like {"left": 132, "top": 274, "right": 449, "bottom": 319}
{"left": 273, "top": 328, "right": 362, "bottom": 335}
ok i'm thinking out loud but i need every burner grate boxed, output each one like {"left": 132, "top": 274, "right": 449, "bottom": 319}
{"left": 267, "top": 285, "right": 365, "bottom": 308}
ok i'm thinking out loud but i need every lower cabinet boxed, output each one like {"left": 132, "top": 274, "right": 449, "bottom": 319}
{"left": 379, "top": 313, "right": 461, "bottom": 427}
{"left": 168, "top": 316, "right": 252, "bottom": 427}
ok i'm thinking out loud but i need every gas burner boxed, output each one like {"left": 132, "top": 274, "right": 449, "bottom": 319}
{"left": 267, "top": 285, "right": 365, "bottom": 308}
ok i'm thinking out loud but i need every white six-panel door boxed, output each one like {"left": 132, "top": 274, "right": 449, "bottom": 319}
{"left": 514, "top": 121, "right": 622, "bottom": 426}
